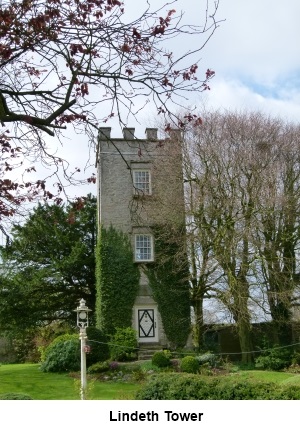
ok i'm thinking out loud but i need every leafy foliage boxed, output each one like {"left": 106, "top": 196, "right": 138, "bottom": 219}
{"left": 146, "top": 224, "right": 191, "bottom": 348}
{"left": 197, "top": 352, "right": 217, "bottom": 366}
{"left": 0, "top": 195, "right": 97, "bottom": 333}
{"left": 40, "top": 334, "right": 80, "bottom": 373}
{"left": 96, "top": 226, "right": 140, "bottom": 334}
{"left": 87, "top": 361, "right": 110, "bottom": 374}
{"left": 151, "top": 350, "right": 171, "bottom": 368}
{"left": 135, "top": 373, "right": 300, "bottom": 400}
{"left": 255, "top": 346, "right": 293, "bottom": 371}
{"left": 86, "top": 327, "right": 110, "bottom": 366}
{"left": 180, "top": 356, "right": 199, "bottom": 374}
{"left": 109, "top": 327, "right": 138, "bottom": 362}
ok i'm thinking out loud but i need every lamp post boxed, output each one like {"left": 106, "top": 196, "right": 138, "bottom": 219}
{"left": 74, "top": 298, "right": 91, "bottom": 400}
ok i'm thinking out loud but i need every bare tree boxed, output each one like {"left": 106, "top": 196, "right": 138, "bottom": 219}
{"left": 0, "top": 0, "right": 220, "bottom": 226}
{"left": 255, "top": 121, "right": 300, "bottom": 343}
{"left": 184, "top": 111, "right": 290, "bottom": 361}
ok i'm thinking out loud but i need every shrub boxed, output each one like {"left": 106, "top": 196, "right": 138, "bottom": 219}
{"left": 109, "top": 361, "right": 119, "bottom": 371}
{"left": 286, "top": 364, "right": 300, "bottom": 374}
{"left": 132, "top": 367, "right": 147, "bottom": 382}
{"left": 86, "top": 327, "right": 110, "bottom": 366}
{"left": 0, "top": 393, "right": 33, "bottom": 400}
{"left": 255, "top": 346, "right": 292, "bottom": 371}
{"left": 152, "top": 351, "right": 171, "bottom": 368}
{"left": 170, "top": 358, "right": 180, "bottom": 371}
{"left": 34, "top": 322, "right": 74, "bottom": 362}
{"left": 291, "top": 352, "right": 300, "bottom": 365}
{"left": 39, "top": 333, "right": 78, "bottom": 363}
{"left": 180, "top": 356, "right": 199, "bottom": 374}
{"left": 87, "top": 361, "right": 110, "bottom": 374}
{"left": 135, "top": 373, "right": 300, "bottom": 400}
{"left": 197, "top": 352, "right": 216, "bottom": 366}
{"left": 140, "top": 361, "right": 160, "bottom": 373}
{"left": 109, "top": 327, "right": 138, "bottom": 362}
{"left": 40, "top": 334, "right": 80, "bottom": 372}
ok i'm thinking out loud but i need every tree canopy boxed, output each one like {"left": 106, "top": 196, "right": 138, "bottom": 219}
{"left": 183, "top": 111, "right": 300, "bottom": 359}
{"left": 0, "top": 0, "right": 219, "bottom": 228}
{"left": 0, "top": 194, "right": 96, "bottom": 332}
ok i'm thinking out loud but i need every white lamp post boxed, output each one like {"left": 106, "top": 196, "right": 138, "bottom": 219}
{"left": 74, "top": 298, "right": 91, "bottom": 400}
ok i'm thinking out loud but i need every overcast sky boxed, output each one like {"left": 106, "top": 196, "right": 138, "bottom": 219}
{"left": 83, "top": 0, "right": 300, "bottom": 189}
{"left": 8, "top": 0, "right": 300, "bottom": 204}
{"left": 200, "top": 0, "right": 300, "bottom": 121}
{"left": 90, "top": 0, "right": 300, "bottom": 141}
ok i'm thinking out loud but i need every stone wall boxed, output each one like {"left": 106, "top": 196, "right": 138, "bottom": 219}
{"left": 97, "top": 127, "right": 187, "bottom": 346}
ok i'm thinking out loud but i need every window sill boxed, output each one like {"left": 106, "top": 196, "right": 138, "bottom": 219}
{"left": 133, "top": 194, "right": 153, "bottom": 199}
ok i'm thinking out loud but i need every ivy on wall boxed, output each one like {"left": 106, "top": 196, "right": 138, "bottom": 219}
{"left": 146, "top": 224, "right": 191, "bottom": 348}
{"left": 95, "top": 225, "right": 140, "bottom": 335}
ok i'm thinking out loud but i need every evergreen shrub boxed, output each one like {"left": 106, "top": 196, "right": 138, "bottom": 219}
{"left": 87, "top": 361, "right": 110, "bottom": 374}
{"left": 40, "top": 334, "right": 80, "bottom": 372}
{"left": 180, "top": 356, "right": 199, "bottom": 374}
{"left": 135, "top": 373, "right": 300, "bottom": 400}
{"left": 255, "top": 346, "right": 292, "bottom": 371}
{"left": 109, "top": 327, "right": 138, "bottom": 362}
{"left": 197, "top": 352, "right": 216, "bottom": 366}
{"left": 86, "top": 327, "right": 110, "bottom": 366}
{"left": 152, "top": 350, "right": 171, "bottom": 368}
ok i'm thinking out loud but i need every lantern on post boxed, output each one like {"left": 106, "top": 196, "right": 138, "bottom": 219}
{"left": 74, "top": 298, "right": 91, "bottom": 400}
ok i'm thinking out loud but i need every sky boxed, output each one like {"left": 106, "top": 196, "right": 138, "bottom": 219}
{"left": 77, "top": 0, "right": 300, "bottom": 183}
{"left": 199, "top": 0, "right": 300, "bottom": 121}
{"left": 5, "top": 0, "right": 300, "bottom": 211}
{"left": 121, "top": 0, "right": 300, "bottom": 130}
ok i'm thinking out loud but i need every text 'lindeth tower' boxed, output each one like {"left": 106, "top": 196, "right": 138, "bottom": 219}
{"left": 96, "top": 127, "right": 191, "bottom": 350}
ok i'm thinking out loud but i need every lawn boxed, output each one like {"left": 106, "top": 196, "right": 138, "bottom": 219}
{"left": 1, "top": 363, "right": 300, "bottom": 400}
{"left": 236, "top": 369, "right": 300, "bottom": 386}
{"left": 0, "top": 364, "right": 139, "bottom": 400}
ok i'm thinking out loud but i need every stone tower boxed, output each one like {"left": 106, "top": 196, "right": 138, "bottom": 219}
{"left": 97, "top": 127, "right": 189, "bottom": 347}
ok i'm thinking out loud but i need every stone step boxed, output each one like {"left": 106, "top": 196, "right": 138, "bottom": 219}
{"left": 138, "top": 343, "right": 162, "bottom": 360}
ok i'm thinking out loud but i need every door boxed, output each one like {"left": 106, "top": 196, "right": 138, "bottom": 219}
{"left": 136, "top": 307, "right": 158, "bottom": 342}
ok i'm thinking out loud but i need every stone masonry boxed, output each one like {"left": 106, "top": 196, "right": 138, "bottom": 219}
{"left": 97, "top": 127, "right": 186, "bottom": 346}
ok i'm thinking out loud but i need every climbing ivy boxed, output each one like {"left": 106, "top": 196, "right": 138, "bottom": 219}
{"left": 146, "top": 225, "right": 191, "bottom": 348}
{"left": 96, "top": 225, "right": 140, "bottom": 335}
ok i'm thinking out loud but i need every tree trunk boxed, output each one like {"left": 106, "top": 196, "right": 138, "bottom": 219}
{"left": 193, "top": 295, "right": 204, "bottom": 350}
{"left": 237, "top": 318, "right": 253, "bottom": 364}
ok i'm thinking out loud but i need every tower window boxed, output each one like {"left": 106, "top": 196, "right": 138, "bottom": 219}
{"left": 135, "top": 234, "right": 154, "bottom": 262}
{"left": 133, "top": 170, "right": 151, "bottom": 195}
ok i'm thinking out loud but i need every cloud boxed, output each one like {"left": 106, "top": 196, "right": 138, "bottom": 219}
{"left": 201, "top": 77, "right": 300, "bottom": 122}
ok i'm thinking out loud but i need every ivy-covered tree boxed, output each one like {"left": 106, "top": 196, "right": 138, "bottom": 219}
{"left": 0, "top": 194, "right": 97, "bottom": 332}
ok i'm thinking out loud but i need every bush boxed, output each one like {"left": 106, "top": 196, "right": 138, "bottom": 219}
{"left": 291, "top": 352, "right": 300, "bottom": 365}
{"left": 0, "top": 393, "right": 33, "bottom": 400}
{"left": 135, "top": 373, "right": 300, "bottom": 400}
{"left": 40, "top": 334, "right": 80, "bottom": 372}
{"left": 39, "top": 333, "right": 78, "bottom": 363}
{"left": 34, "top": 322, "right": 74, "bottom": 362}
{"left": 86, "top": 327, "right": 110, "bottom": 366}
{"left": 255, "top": 346, "right": 292, "bottom": 371}
{"left": 197, "top": 352, "right": 216, "bottom": 367}
{"left": 152, "top": 351, "right": 171, "bottom": 368}
{"left": 109, "top": 327, "right": 138, "bottom": 362}
{"left": 180, "top": 356, "right": 199, "bottom": 374}
{"left": 87, "top": 361, "right": 110, "bottom": 374}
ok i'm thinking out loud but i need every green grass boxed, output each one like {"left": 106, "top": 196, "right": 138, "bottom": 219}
{"left": 2, "top": 363, "right": 300, "bottom": 400}
{"left": 242, "top": 370, "right": 300, "bottom": 385}
{"left": 0, "top": 364, "right": 139, "bottom": 400}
